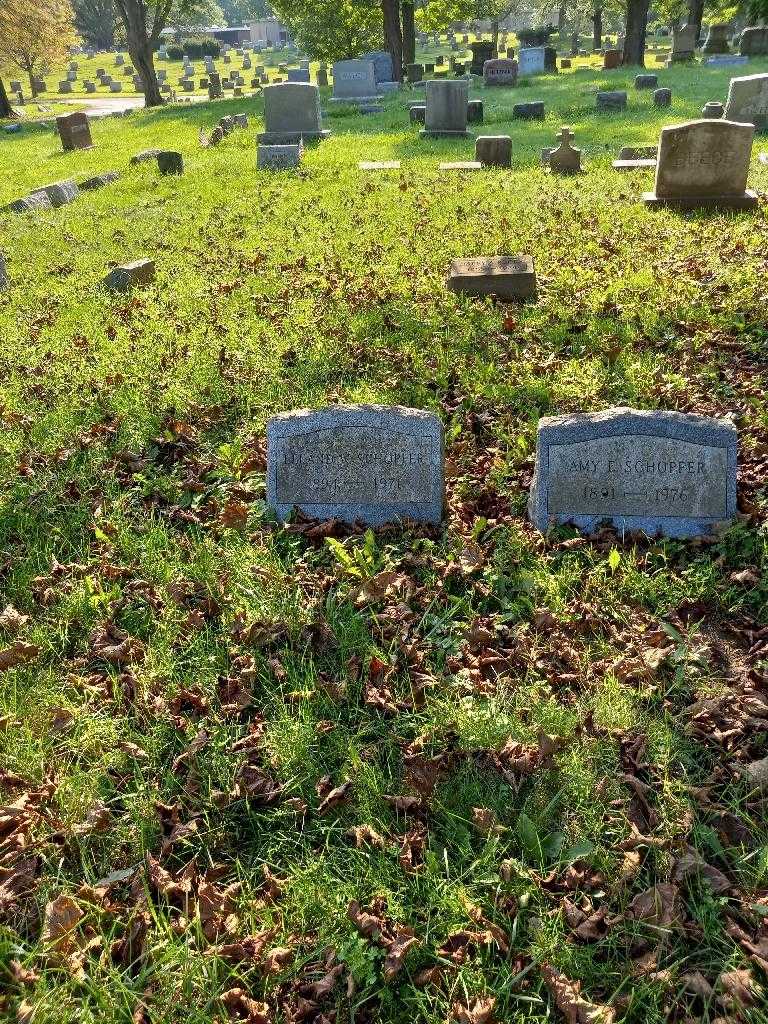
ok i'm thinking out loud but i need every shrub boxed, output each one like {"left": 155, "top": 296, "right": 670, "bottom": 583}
{"left": 517, "top": 25, "right": 555, "bottom": 47}
{"left": 164, "top": 37, "right": 222, "bottom": 59}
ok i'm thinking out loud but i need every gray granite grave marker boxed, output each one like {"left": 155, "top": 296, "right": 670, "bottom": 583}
{"left": 421, "top": 80, "right": 469, "bottom": 137}
{"left": 259, "top": 83, "right": 329, "bottom": 143}
{"left": 104, "top": 259, "right": 156, "bottom": 293}
{"left": 724, "top": 73, "right": 768, "bottom": 129}
{"left": 643, "top": 119, "right": 757, "bottom": 209}
{"left": 267, "top": 405, "right": 444, "bottom": 525}
{"left": 446, "top": 255, "right": 536, "bottom": 301}
{"left": 528, "top": 408, "right": 737, "bottom": 538}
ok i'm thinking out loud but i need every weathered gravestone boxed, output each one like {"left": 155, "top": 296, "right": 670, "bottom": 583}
{"left": 603, "top": 48, "right": 621, "bottom": 69}
{"left": 3, "top": 194, "right": 52, "bottom": 215}
{"left": 267, "top": 406, "right": 444, "bottom": 526}
{"left": 157, "top": 151, "right": 184, "bottom": 175}
{"left": 130, "top": 148, "right": 161, "bottom": 165}
{"left": 409, "top": 104, "right": 426, "bottom": 124}
{"left": 528, "top": 408, "right": 737, "bottom": 538}
{"left": 288, "top": 69, "right": 310, "bottom": 83}
{"left": 259, "top": 83, "right": 329, "bottom": 143}
{"left": 445, "top": 255, "right": 537, "bottom": 301}
{"left": 740, "top": 26, "right": 768, "bottom": 56}
{"left": 332, "top": 59, "right": 380, "bottom": 102}
{"left": 467, "top": 99, "right": 484, "bottom": 123}
{"left": 548, "top": 126, "right": 582, "bottom": 173}
{"left": 0, "top": 254, "right": 8, "bottom": 291}
{"left": 643, "top": 119, "right": 757, "bottom": 209}
{"left": 635, "top": 74, "right": 658, "bottom": 89}
{"left": 257, "top": 143, "right": 302, "bottom": 169}
{"left": 56, "top": 112, "right": 93, "bottom": 151}
{"left": 476, "top": 135, "right": 512, "bottom": 167}
{"left": 407, "top": 63, "right": 424, "bottom": 83}
{"left": 79, "top": 171, "right": 120, "bottom": 190}
{"left": 104, "top": 259, "right": 156, "bottom": 293}
{"left": 654, "top": 88, "right": 672, "bottom": 107}
{"left": 724, "top": 73, "right": 768, "bottom": 129}
{"left": 360, "top": 50, "right": 395, "bottom": 86}
{"left": 513, "top": 100, "right": 545, "bottom": 119}
{"left": 597, "top": 90, "right": 627, "bottom": 111}
{"left": 668, "top": 23, "right": 697, "bottom": 63}
{"left": 469, "top": 41, "right": 495, "bottom": 76}
{"left": 483, "top": 58, "right": 518, "bottom": 86}
{"left": 703, "top": 23, "right": 731, "bottom": 54}
{"left": 29, "top": 180, "right": 79, "bottom": 208}
{"left": 421, "top": 80, "right": 469, "bottom": 137}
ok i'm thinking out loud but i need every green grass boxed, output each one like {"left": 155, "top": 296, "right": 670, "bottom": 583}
{"left": 0, "top": 59, "right": 767, "bottom": 1024}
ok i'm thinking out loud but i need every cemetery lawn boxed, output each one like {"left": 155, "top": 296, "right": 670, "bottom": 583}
{"left": 1, "top": 61, "right": 768, "bottom": 1024}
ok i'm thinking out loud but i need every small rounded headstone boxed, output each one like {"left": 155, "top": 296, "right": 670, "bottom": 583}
{"left": 157, "top": 151, "right": 184, "bottom": 175}
{"left": 653, "top": 87, "right": 672, "bottom": 107}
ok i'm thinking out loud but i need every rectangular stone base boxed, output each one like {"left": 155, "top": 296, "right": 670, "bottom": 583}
{"left": 613, "top": 158, "right": 657, "bottom": 171}
{"left": 420, "top": 129, "right": 470, "bottom": 138}
{"left": 643, "top": 189, "right": 758, "bottom": 210}
{"left": 257, "top": 130, "right": 329, "bottom": 144}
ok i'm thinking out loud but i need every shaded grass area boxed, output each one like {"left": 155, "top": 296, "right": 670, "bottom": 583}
{"left": 0, "top": 60, "right": 767, "bottom": 1024}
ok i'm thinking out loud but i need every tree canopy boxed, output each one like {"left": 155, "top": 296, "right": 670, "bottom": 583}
{"left": 270, "top": 0, "right": 383, "bottom": 61}
{"left": 0, "top": 0, "right": 77, "bottom": 95}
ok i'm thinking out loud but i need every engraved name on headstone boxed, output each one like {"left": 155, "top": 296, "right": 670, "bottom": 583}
{"left": 528, "top": 408, "right": 737, "bottom": 538}
{"left": 643, "top": 119, "right": 756, "bottom": 209}
{"left": 267, "top": 405, "right": 444, "bottom": 525}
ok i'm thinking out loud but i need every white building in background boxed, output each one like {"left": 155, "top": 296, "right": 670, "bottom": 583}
{"left": 249, "top": 17, "right": 292, "bottom": 46}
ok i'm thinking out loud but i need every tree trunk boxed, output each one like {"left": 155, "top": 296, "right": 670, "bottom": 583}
{"left": 126, "top": 34, "right": 163, "bottom": 106}
{"left": 114, "top": 0, "right": 166, "bottom": 108}
{"left": 592, "top": 5, "right": 603, "bottom": 49}
{"left": 558, "top": 2, "right": 567, "bottom": 43}
{"left": 0, "top": 78, "right": 13, "bottom": 118}
{"left": 28, "top": 69, "right": 37, "bottom": 99}
{"left": 623, "top": 0, "right": 649, "bottom": 65}
{"left": 381, "top": 0, "right": 403, "bottom": 81}
{"left": 402, "top": 1, "right": 415, "bottom": 66}
{"left": 492, "top": 19, "right": 500, "bottom": 53}
{"left": 687, "top": 0, "right": 705, "bottom": 44}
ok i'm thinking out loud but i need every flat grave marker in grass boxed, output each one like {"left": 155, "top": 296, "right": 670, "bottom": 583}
{"left": 528, "top": 407, "right": 738, "bottom": 538}
{"left": 103, "top": 258, "right": 156, "bottom": 293}
{"left": 267, "top": 405, "right": 444, "bottom": 526}
{"left": 0, "top": 253, "right": 8, "bottom": 291}
{"left": 445, "top": 255, "right": 537, "bottom": 301}
{"left": 643, "top": 118, "right": 757, "bottom": 209}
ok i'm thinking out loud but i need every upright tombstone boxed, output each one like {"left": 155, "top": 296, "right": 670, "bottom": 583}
{"left": 548, "top": 126, "right": 582, "bottom": 174}
{"left": 258, "top": 83, "right": 330, "bottom": 143}
{"left": 740, "top": 26, "right": 768, "bottom": 56}
{"left": 360, "top": 50, "right": 396, "bottom": 87}
{"left": 597, "top": 90, "right": 627, "bottom": 111}
{"left": 528, "top": 408, "right": 737, "bottom": 539}
{"left": 668, "top": 23, "right": 698, "bottom": 63}
{"left": 483, "top": 58, "right": 518, "bottom": 86}
{"left": 56, "top": 112, "right": 93, "bottom": 151}
{"left": 267, "top": 406, "right": 444, "bottom": 526}
{"left": 724, "top": 73, "right": 768, "bottom": 129}
{"left": 703, "top": 23, "right": 731, "bottom": 54}
{"left": 654, "top": 87, "right": 672, "bottom": 107}
{"left": 476, "top": 135, "right": 512, "bottom": 167}
{"left": 519, "top": 47, "right": 546, "bottom": 75}
{"left": 469, "top": 41, "right": 495, "bottom": 75}
{"left": 635, "top": 74, "right": 658, "bottom": 89}
{"left": 421, "top": 79, "right": 469, "bottom": 137}
{"left": 603, "top": 48, "right": 621, "bottom": 69}
{"left": 331, "top": 60, "right": 380, "bottom": 103}
{"left": 643, "top": 119, "right": 757, "bottom": 210}
{"left": 288, "top": 68, "right": 310, "bottom": 83}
